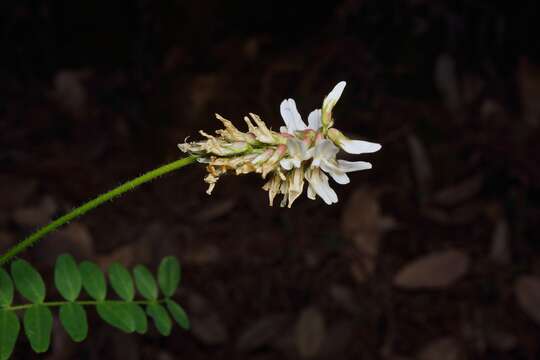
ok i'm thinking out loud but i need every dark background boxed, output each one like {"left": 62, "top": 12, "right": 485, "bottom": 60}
{"left": 2, "top": 0, "right": 540, "bottom": 359}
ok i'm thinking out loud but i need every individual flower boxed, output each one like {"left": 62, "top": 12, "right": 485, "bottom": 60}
{"left": 178, "top": 81, "right": 381, "bottom": 207}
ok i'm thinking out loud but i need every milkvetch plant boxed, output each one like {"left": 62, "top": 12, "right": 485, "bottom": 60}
{"left": 0, "top": 81, "right": 381, "bottom": 358}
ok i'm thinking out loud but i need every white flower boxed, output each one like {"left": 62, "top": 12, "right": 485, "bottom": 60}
{"left": 322, "top": 81, "right": 346, "bottom": 128}
{"left": 279, "top": 138, "right": 312, "bottom": 170}
{"left": 280, "top": 100, "right": 323, "bottom": 134}
{"left": 304, "top": 139, "right": 374, "bottom": 203}
{"left": 327, "top": 128, "right": 382, "bottom": 154}
{"left": 307, "top": 109, "right": 322, "bottom": 130}
{"left": 279, "top": 98, "right": 307, "bottom": 133}
{"left": 305, "top": 167, "right": 338, "bottom": 205}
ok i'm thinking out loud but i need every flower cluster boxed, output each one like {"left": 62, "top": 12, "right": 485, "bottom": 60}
{"left": 178, "top": 81, "right": 381, "bottom": 207}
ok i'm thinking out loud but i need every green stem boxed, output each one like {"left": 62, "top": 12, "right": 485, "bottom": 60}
{"left": 7, "top": 299, "right": 165, "bottom": 311}
{"left": 0, "top": 156, "right": 198, "bottom": 265}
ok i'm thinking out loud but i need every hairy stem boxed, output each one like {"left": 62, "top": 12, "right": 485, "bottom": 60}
{"left": 7, "top": 299, "right": 166, "bottom": 311}
{"left": 0, "top": 156, "right": 198, "bottom": 265}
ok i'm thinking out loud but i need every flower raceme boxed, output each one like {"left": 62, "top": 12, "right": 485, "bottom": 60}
{"left": 178, "top": 81, "right": 381, "bottom": 207}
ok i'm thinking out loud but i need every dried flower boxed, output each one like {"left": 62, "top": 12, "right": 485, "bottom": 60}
{"left": 178, "top": 81, "right": 381, "bottom": 207}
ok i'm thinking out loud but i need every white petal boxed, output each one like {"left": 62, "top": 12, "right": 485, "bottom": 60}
{"left": 328, "top": 171, "right": 350, "bottom": 185}
{"left": 313, "top": 179, "right": 338, "bottom": 205}
{"left": 306, "top": 169, "right": 338, "bottom": 205}
{"left": 307, "top": 184, "right": 316, "bottom": 200}
{"left": 279, "top": 126, "right": 289, "bottom": 133}
{"left": 337, "top": 160, "right": 372, "bottom": 172}
{"left": 280, "top": 98, "right": 307, "bottom": 132}
{"left": 280, "top": 158, "right": 294, "bottom": 170}
{"left": 313, "top": 139, "right": 339, "bottom": 161}
{"left": 340, "top": 140, "right": 381, "bottom": 154}
{"left": 307, "top": 109, "right": 322, "bottom": 130}
{"left": 323, "top": 81, "right": 346, "bottom": 108}
{"left": 286, "top": 138, "right": 303, "bottom": 158}
{"left": 321, "top": 161, "right": 350, "bottom": 184}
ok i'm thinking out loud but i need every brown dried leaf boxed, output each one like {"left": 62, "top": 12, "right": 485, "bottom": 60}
{"left": 394, "top": 250, "right": 469, "bottom": 289}
{"left": 183, "top": 245, "right": 221, "bottom": 265}
{"left": 407, "top": 134, "right": 432, "bottom": 201}
{"left": 318, "top": 321, "right": 354, "bottom": 358}
{"left": 515, "top": 275, "right": 540, "bottom": 325}
{"left": 517, "top": 57, "right": 540, "bottom": 126}
{"left": 434, "top": 53, "right": 462, "bottom": 113}
{"left": 329, "top": 284, "right": 360, "bottom": 315}
{"left": 341, "top": 188, "right": 381, "bottom": 239}
{"left": 433, "top": 175, "right": 483, "bottom": 206}
{"left": 417, "top": 337, "right": 465, "bottom": 360}
{"left": 341, "top": 188, "right": 390, "bottom": 282}
{"left": 191, "top": 314, "right": 229, "bottom": 345}
{"left": 51, "top": 69, "right": 91, "bottom": 121}
{"left": 490, "top": 219, "right": 511, "bottom": 265}
{"left": 295, "top": 307, "right": 326, "bottom": 358}
{"left": 35, "top": 223, "right": 94, "bottom": 266}
{"left": 13, "top": 196, "right": 57, "bottom": 228}
{"left": 97, "top": 245, "right": 135, "bottom": 269}
{"left": 236, "top": 314, "right": 291, "bottom": 352}
{"left": 194, "top": 199, "right": 237, "bottom": 222}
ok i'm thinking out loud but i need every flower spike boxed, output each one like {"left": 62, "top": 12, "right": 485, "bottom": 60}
{"left": 178, "top": 81, "right": 381, "bottom": 207}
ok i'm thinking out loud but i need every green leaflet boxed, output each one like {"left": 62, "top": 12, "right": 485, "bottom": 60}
{"left": 127, "top": 303, "right": 148, "bottom": 334}
{"left": 108, "top": 263, "right": 134, "bottom": 301}
{"left": 80, "top": 261, "right": 107, "bottom": 301}
{"left": 166, "top": 299, "right": 190, "bottom": 330}
{"left": 11, "top": 260, "right": 45, "bottom": 304}
{"left": 147, "top": 303, "right": 172, "bottom": 336}
{"left": 133, "top": 265, "right": 158, "bottom": 300}
{"left": 158, "top": 257, "right": 181, "bottom": 297}
{"left": 59, "top": 302, "right": 88, "bottom": 342}
{"left": 96, "top": 302, "right": 135, "bottom": 333}
{"left": 0, "top": 310, "right": 19, "bottom": 360}
{"left": 1, "top": 254, "right": 188, "bottom": 359}
{"left": 0, "top": 269, "right": 13, "bottom": 307}
{"left": 23, "top": 305, "right": 53, "bottom": 353}
{"left": 55, "top": 254, "right": 82, "bottom": 302}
